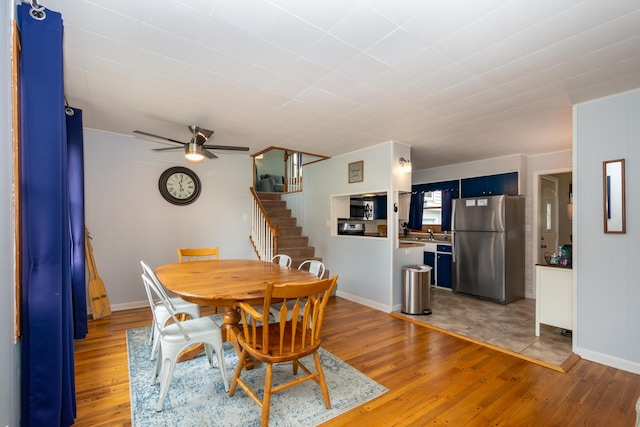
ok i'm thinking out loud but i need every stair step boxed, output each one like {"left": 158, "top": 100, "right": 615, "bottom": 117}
{"left": 271, "top": 217, "right": 297, "bottom": 227}
{"left": 257, "top": 192, "right": 281, "bottom": 200}
{"left": 278, "top": 246, "right": 316, "bottom": 259}
{"left": 278, "top": 226, "right": 302, "bottom": 237}
{"left": 265, "top": 208, "right": 291, "bottom": 218}
{"left": 261, "top": 200, "right": 287, "bottom": 210}
{"left": 278, "top": 236, "right": 309, "bottom": 248}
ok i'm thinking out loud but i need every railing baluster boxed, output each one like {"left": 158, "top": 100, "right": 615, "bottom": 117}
{"left": 249, "top": 188, "right": 279, "bottom": 261}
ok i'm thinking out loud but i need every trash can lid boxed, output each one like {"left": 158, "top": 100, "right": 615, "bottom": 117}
{"left": 402, "top": 264, "right": 432, "bottom": 271}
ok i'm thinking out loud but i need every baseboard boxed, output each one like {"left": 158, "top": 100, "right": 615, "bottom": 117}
{"left": 334, "top": 290, "right": 390, "bottom": 313}
{"left": 575, "top": 346, "right": 640, "bottom": 375}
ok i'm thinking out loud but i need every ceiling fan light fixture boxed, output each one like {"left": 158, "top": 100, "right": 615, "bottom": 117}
{"left": 184, "top": 143, "right": 204, "bottom": 162}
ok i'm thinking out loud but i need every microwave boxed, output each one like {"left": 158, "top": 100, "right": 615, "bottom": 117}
{"left": 350, "top": 199, "right": 373, "bottom": 220}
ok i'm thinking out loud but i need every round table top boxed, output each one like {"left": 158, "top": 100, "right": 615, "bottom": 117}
{"left": 155, "top": 259, "right": 320, "bottom": 306}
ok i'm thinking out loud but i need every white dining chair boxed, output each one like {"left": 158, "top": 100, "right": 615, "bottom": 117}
{"left": 297, "top": 260, "right": 326, "bottom": 279}
{"left": 270, "top": 259, "right": 326, "bottom": 322}
{"left": 140, "top": 260, "right": 201, "bottom": 360}
{"left": 271, "top": 254, "right": 292, "bottom": 267}
{"left": 142, "top": 274, "right": 229, "bottom": 411}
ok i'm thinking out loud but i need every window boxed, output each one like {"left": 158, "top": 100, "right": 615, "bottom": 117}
{"left": 422, "top": 190, "right": 442, "bottom": 225}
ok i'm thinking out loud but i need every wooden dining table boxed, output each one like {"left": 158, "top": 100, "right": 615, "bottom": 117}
{"left": 155, "top": 259, "right": 320, "bottom": 355}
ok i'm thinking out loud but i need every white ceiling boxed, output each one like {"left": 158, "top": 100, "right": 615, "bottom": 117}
{"left": 47, "top": 0, "right": 640, "bottom": 169}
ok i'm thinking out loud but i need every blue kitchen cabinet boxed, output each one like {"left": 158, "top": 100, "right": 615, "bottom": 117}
{"left": 461, "top": 172, "right": 518, "bottom": 198}
{"left": 373, "top": 195, "right": 387, "bottom": 219}
{"left": 437, "top": 252, "right": 452, "bottom": 288}
{"left": 423, "top": 251, "right": 435, "bottom": 285}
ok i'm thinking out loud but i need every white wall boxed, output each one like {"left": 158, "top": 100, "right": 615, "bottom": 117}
{"left": 574, "top": 89, "right": 640, "bottom": 374}
{"left": 84, "top": 129, "right": 255, "bottom": 309}
{"left": 284, "top": 141, "right": 411, "bottom": 312}
{"left": 0, "top": 2, "right": 19, "bottom": 425}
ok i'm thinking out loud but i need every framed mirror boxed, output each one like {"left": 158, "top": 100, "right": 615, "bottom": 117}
{"left": 603, "top": 159, "right": 626, "bottom": 234}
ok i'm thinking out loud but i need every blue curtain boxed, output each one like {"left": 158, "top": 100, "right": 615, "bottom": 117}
{"left": 408, "top": 191, "right": 424, "bottom": 230}
{"left": 18, "top": 4, "right": 82, "bottom": 426}
{"left": 440, "top": 189, "right": 459, "bottom": 231}
{"left": 67, "top": 108, "right": 87, "bottom": 339}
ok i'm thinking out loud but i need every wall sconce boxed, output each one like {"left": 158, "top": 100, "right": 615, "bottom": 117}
{"left": 399, "top": 157, "right": 411, "bottom": 173}
{"left": 184, "top": 143, "right": 204, "bottom": 162}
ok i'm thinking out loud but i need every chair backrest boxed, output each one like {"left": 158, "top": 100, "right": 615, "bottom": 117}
{"left": 140, "top": 260, "right": 177, "bottom": 311}
{"left": 297, "top": 260, "right": 325, "bottom": 279}
{"left": 177, "top": 247, "right": 219, "bottom": 262}
{"left": 238, "top": 276, "right": 338, "bottom": 356}
{"left": 141, "top": 273, "right": 190, "bottom": 339}
{"left": 271, "top": 254, "right": 292, "bottom": 267}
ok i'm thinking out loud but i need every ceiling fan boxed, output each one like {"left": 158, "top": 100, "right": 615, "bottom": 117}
{"left": 133, "top": 125, "right": 250, "bottom": 162}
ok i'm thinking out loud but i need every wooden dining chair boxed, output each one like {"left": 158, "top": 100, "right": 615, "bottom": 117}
{"left": 270, "top": 259, "right": 326, "bottom": 322}
{"left": 229, "top": 275, "right": 338, "bottom": 427}
{"left": 177, "top": 247, "right": 219, "bottom": 262}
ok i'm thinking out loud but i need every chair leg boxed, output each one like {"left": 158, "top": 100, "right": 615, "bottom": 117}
{"left": 150, "top": 327, "right": 160, "bottom": 360}
{"left": 151, "top": 346, "right": 162, "bottom": 386}
{"left": 313, "top": 352, "right": 331, "bottom": 409}
{"left": 156, "top": 355, "right": 177, "bottom": 411}
{"left": 215, "top": 344, "right": 229, "bottom": 392}
{"left": 261, "top": 363, "right": 274, "bottom": 427}
{"left": 228, "top": 349, "right": 247, "bottom": 396}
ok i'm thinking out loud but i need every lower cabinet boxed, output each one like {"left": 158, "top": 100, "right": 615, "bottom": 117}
{"left": 535, "top": 265, "right": 573, "bottom": 336}
{"left": 423, "top": 244, "right": 452, "bottom": 288}
{"left": 423, "top": 251, "right": 435, "bottom": 285}
{"left": 437, "top": 250, "right": 452, "bottom": 288}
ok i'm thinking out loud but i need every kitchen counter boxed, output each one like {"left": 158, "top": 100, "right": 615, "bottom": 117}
{"left": 399, "top": 241, "right": 425, "bottom": 248}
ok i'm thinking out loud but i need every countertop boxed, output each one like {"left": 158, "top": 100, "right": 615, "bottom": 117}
{"left": 536, "top": 263, "right": 572, "bottom": 270}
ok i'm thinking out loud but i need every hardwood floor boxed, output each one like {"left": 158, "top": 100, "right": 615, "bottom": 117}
{"left": 73, "top": 297, "right": 640, "bottom": 426}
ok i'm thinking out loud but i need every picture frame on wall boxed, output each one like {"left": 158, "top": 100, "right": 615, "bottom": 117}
{"left": 348, "top": 161, "right": 363, "bottom": 183}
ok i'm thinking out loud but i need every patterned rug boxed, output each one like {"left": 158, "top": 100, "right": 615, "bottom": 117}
{"left": 127, "top": 319, "right": 387, "bottom": 426}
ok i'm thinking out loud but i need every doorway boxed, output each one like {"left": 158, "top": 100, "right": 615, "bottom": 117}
{"left": 538, "top": 171, "right": 572, "bottom": 263}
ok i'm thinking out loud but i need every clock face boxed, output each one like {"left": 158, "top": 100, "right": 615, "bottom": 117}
{"left": 158, "top": 167, "right": 201, "bottom": 205}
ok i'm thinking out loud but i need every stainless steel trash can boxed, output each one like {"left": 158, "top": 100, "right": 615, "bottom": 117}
{"left": 401, "top": 265, "right": 432, "bottom": 315}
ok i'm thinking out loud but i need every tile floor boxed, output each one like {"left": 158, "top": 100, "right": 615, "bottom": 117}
{"left": 393, "top": 287, "right": 573, "bottom": 367}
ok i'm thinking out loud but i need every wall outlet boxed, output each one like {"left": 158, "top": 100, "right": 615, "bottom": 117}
{"left": 243, "top": 214, "right": 247, "bottom": 221}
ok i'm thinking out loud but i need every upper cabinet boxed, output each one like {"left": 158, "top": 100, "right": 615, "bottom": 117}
{"left": 461, "top": 172, "right": 518, "bottom": 198}
{"left": 373, "top": 195, "right": 387, "bottom": 219}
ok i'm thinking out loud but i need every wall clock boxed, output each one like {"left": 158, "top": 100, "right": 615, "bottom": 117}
{"left": 348, "top": 161, "right": 363, "bottom": 183}
{"left": 158, "top": 166, "right": 201, "bottom": 205}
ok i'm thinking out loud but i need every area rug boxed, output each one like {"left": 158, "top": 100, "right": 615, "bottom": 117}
{"left": 127, "top": 320, "right": 387, "bottom": 426}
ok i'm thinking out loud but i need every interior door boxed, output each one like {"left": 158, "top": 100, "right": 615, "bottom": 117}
{"left": 539, "top": 176, "right": 559, "bottom": 263}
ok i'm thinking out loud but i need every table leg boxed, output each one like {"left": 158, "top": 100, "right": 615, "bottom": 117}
{"left": 221, "top": 306, "right": 242, "bottom": 356}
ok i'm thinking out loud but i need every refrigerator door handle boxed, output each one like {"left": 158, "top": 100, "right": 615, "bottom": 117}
{"left": 451, "top": 231, "right": 456, "bottom": 263}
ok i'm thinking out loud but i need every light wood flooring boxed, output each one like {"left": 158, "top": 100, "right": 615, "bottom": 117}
{"left": 73, "top": 297, "right": 640, "bottom": 426}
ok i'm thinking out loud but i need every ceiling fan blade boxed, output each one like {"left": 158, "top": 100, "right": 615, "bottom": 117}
{"left": 133, "top": 130, "right": 185, "bottom": 145}
{"left": 152, "top": 146, "right": 183, "bottom": 152}
{"left": 203, "top": 149, "right": 218, "bottom": 159}
{"left": 203, "top": 144, "right": 250, "bottom": 151}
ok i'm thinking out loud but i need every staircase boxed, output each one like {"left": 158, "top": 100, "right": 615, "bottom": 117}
{"left": 256, "top": 192, "right": 321, "bottom": 268}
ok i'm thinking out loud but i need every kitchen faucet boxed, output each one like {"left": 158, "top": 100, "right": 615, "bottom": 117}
{"left": 428, "top": 228, "right": 434, "bottom": 240}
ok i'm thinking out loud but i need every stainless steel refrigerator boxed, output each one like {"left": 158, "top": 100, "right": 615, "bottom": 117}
{"left": 451, "top": 195, "right": 525, "bottom": 304}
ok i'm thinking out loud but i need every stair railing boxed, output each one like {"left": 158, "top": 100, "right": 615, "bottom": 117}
{"left": 285, "top": 151, "right": 303, "bottom": 193}
{"left": 250, "top": 187, "right": 279, "bottom": 261}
